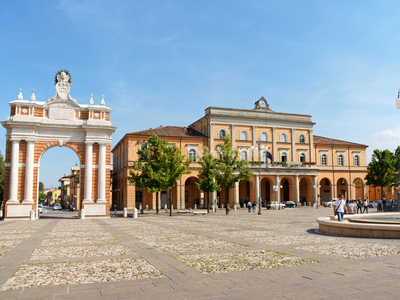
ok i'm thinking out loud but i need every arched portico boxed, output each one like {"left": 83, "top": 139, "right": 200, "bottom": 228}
{"left": 1, "top": 71, "right": 116, "bottom": 219}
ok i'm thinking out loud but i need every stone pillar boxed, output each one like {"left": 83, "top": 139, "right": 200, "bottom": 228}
{"left": 8, "top": 139, "right": 20, "bottom": 203}
{"left": 210, "top": 123, "right": 214, "bottom": 154}
{"left": 310, "top": 129, "right": 314, "bottom": 162}
{"left": 23, "top": 140, "right": 35, "bottom": 203}
{"left": 275, "top": 175, "right": 280, "bottom": 202}
{"left": 83, "top": 142, "right": 93, "bottom": 203}
{"left": 291, "top": 129, "right": 296, "bottom": 162}
{"left": 234, "top": 181, "right": 239, "bottom": 207}
{"left": 272, "top": 127, "right": 277, "bottom": 163}
{"left": 313, "top": 175, "right": 318, "bottom": 205}
{"left": 255, "top": 174, "right": 260, "bottom": 203}
{"left": 231, "top": 124, "right": 236, "bottom": 148}
{"left": 294, "top": 175, "right": 299, "bottom": 204}
{"left": 97, "top": 143, "right": 107, "bottom": 203}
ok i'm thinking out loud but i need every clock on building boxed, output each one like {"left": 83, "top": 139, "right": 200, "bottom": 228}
{"left": 254, "top": 97, "right": 271, "bottom": 111}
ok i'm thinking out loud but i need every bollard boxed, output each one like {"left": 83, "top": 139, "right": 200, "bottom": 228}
{"left": 80, "top": 209, "right": 85, "bottom": 219}
{"left": 123, "top": 207, "right": 127, "bottom": 218}
{"left": 195, "top": 204, "right": 197, "bottom": 210}
{"left": 139, "top": 205, "right": 142, "bottom": 210}
{"left": 234, "top": 205, "right": 237, "bottom": 212}
{"left": 30, "top": 210, "right": 35, "bottom": 220}
{"left": 133, "top": 208, "right": 138, "bottom": 218}
{"left": 221, "top": 204, "right": 224, "bottom": 209}
{"left": 189, "top": 207, "right": 192, "bottom": 213}
{"left": 172, "top": 205, "right": 174, "bottom": 210}
{"left": 146, "top": 205, "right": 148, "bottom": 211}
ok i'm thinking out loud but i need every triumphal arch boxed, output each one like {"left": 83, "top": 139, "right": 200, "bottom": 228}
{"left": 1, "top": 71, "right": 116, "bottom": 219}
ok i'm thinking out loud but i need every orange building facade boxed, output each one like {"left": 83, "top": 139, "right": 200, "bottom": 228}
{"left": 112, "top": 97, "right": 369, "bottom": 210}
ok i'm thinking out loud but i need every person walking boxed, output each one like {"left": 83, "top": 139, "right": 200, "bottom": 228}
{"left": 113, "top": 204, "right": 117, "bottom": 215}
{"left": 334, "top": 194, "right": 348, "bottom": 222}
{"left": 363, "top": 199, "right": 369, "bottom": 213}
{"left": 247, "top": 200, "right": 251, "bottom": 212}
{"left": 346, "top": 200, "right": 357, "bottom": 214}
{"left": 252, "top": 201, "right": 257, "bottom": 212}
{"left": 357, "top": 198, "right": 363, "bottom": 214}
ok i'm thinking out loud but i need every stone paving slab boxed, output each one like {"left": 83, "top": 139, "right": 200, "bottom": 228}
{"left": 1, "top": 207, "right": 400, "bottom": 299}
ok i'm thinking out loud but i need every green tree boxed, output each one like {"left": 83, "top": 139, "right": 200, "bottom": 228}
{"left": 0, "top": 151, "right": 4, "bottom": 203}
{"left": 365, "top": 149, "right": 399, "bottom": 199}
{"left": 161, "top": 142, "right": 192, "bottom": 216}
{"left": 215, "top": 136, "right": 252, "bottom": 214}
{"left": 127, "top": 134, "right": 192, "bottom": 215}
{"left": 195, "top": 146, "right": 220, "bottom": 213}
{"left": 39, "top": 192, "right": 47, "bottom": 203}
{"left": 39, "top": 181, "right": 44, "bottom": 192}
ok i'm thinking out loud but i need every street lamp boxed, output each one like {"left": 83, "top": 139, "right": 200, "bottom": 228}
{"left": 250, "top": 141, "right": 268, "bottom": 215}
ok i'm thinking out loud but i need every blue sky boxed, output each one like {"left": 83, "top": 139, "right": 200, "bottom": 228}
{"left": 1, "top": 0, "right": 400, "bottom": 188}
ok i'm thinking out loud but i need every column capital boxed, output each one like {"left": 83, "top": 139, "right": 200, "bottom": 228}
{"left": 231, "top": 124, "right": 236, "bottom": 128}
{"left": 273, "top": 127, "right": 277, "bottom": 132}
{"left": 85, "top": 141, "right": 94, "bottom": 145}
{"left": 10, "top": 138, "right": 21, "bottom": 143}
{"left": 292, "top": 128, "right": 296, "bottom": 132}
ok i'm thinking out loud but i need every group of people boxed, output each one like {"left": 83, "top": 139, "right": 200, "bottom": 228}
{"left": 333, "top": 194, "right": 368, "bottom": 222}
{"left": 376, "top": 197, "right": 396, "bottom": 212}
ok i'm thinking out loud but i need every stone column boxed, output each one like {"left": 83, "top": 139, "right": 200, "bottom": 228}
{"left": 255, "top": 174, "right": 260, "bottom": 203}
{"left": 234, "top": 181, "right": 239, "bottom": 207}
{"left": 291, "top": 129, "right": 296, "bottom": 162}
{"left": 310, "top": 129, "right": 314, "bottom": 162}
{"left": 8, "top": 139, "right": 20, "bottom": 203}
{"left": 210, "top": 123, "right": 214, "bottom": 154}
{"left": 23, "top": 140, "right": 35, "bottom": 203}
{"left": 83, "top": 142, "right": 93, "bottom": 203}
{"left": 275, "top": 175, "right": 280, "bottom": 202}
{"left": 272, "top": 127, "right": 277, "bottom": 163}
{"left": 97, "top": 143, "right": 107, "bottom": 203}
{"left": 231, "top": 124, "right": 236, "bottom": 148}
{"left": 294, "top": 175, "right": 299, "bottom": 204}
{"left": 313, "top": 175, "right": 318, "bottom": 205}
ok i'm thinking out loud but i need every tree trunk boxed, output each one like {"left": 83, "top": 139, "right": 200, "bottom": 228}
{"left": 169, "top": 189, "right": 172, "bottom": 216}
{"left": 207, "top": 191, "right": 210, "bottom": 214}
{"left": 156, "top": 191, "right": 159, "bottom": 214}
{"left": 225, "top": 188, "right": 229, "bottom": 215}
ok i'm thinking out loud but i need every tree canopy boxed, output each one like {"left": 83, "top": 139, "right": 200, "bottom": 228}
{"left": 127, "top": 134, "right": 192, "bottom": 214}
{"left": 215, "top": 136, "right": 252, "bottom": 214}
{"left": 365, "top": 149, "right": 399, "bottom": 198}
{"left": 195, "top": 146, "right": 221, "bottom": 213}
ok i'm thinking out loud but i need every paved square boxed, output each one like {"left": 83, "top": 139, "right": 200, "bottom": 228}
{"left": 1, "top": 207, "right": 400, "bottom": 299}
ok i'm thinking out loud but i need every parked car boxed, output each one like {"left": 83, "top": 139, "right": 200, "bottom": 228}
{"left": 38, "top": 204, "right": 43, "bottom": 213}
{"left": 369, "top": 201, "right": 378, "bottom": 208}
{"left": 285, "top": 201, "right": 297, "bottom": 208}
{"left": 269, "top": 201, "right": 286, "bottom": 210}
{"left": 53, "top": 204, "right": 62, "bottom": 211}
{"left": 323, "top": 199, "right": 338, "bottom": 207}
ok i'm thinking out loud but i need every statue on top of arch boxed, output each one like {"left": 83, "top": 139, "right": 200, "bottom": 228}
{"left": 47, "top": 70, "right": 78, "bottom": 106}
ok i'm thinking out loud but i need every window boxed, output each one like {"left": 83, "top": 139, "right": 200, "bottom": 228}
{"left": 354, "top": 155, "right": 360, "bottom": 166}
{"left": 299, "top": 134, "right": 305, "bottom": 143}
{"left": 189, "top": 149, "right": 196, "bottom": 162}
{"left": 240, "top": 131, "right": 247, "bottom": 140}
{"left": 241, "top": 151, "right": 248, "bottom": 160}
{"left": 338, "top": 154, "right": 344, "bottom": 166}
{"left": 261, "top": 132, "right": 267, "bottom": 141}
{"left": 321, "top": 154, "right": 327, "bottom": 166}
{"left": 281, "top": 152, "right": 287, "bottom": 162}
{"left": 300, "top": 153, "right": 306, "bottom": 162}
{"left": 280, "top": 133, "right": 287, "bottom": 142}
{"left": 261, "top": 151, "right": 267, "bottom": 162}
{"left": 219, "top": 129, "right": 226, "bottom": 139}
{"left": 135, "top": 190, "right": 143, "bottom": 203}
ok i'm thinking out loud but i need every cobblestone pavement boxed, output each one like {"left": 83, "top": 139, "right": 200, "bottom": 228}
{"left": 1, "top": 207, "right": 400, "bottom": 299}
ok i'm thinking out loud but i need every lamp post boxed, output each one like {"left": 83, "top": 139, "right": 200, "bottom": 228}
{"left": 250, "top": 141, "right": 268, "bottom": 215}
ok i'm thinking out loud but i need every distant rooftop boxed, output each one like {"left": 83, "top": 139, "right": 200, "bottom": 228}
{"left": 126, "top": 126, "right": 207, "bottom": 138}
{"left": 314, "top": 135, "right": 368, "bottom": 147}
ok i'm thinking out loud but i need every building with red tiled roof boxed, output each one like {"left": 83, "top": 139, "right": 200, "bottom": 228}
{"left": 112, "top": 98, "right": 369, "bottom": 211}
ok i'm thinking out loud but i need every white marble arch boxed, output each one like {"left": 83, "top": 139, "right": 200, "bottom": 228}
{"left": 1, "top": 72, "right": 116, "bottom": 219}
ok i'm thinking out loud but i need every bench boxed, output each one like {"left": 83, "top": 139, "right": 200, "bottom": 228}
{"left": 177, "top": 210, "right": 191, "bottom": 214}
{"left": 193, "top": 211, "right": 207, "bottom": 215}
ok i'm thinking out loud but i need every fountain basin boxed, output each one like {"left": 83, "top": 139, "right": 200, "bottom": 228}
{"left": 317, "top": 213, "right": 400, "bottom": 239}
